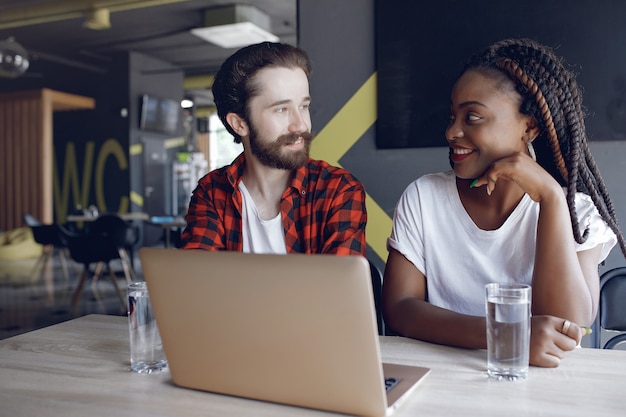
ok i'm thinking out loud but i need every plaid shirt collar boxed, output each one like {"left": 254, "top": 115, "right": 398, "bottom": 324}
{"left": 225, "top": 152, "right": 309, "bottom": 198}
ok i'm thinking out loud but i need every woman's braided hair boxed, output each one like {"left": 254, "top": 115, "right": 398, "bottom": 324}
{"left": 464, "top": 38, "right": 626, "bottom": 257}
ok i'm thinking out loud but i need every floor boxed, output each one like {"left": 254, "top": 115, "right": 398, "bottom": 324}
{"left": 0, "top": 249, "right": 141, "bottom": 340}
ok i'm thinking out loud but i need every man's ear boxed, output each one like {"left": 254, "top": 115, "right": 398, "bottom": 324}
{"left": 225, "top": 113, "right": 249, "bottom": 137}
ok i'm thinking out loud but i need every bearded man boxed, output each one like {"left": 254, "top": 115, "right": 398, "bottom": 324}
{"left": 181, "top": 42, "right": 367, "bottom": 255}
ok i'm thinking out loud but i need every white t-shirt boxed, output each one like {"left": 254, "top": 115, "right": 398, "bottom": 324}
{"left": 387, "top": 171, "right": 617, "bottom": 316}
{"left": 239, "top": 182, "right": 287, "bottom": 254}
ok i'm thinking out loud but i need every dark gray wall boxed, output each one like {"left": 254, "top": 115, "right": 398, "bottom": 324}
{"left": 588, "top": 141, "right": 626, "bottom": 272}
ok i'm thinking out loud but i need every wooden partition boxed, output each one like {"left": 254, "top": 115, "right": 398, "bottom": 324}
{"left": 0, "top": 89, "right": 94, "bottom": 231}
{"left": 196, "top": 131, "right": 210, "bottom": 166}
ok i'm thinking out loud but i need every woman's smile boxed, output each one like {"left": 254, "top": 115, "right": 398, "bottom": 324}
{"left": 450, "top": 146, "right": 475, "bottom": 163}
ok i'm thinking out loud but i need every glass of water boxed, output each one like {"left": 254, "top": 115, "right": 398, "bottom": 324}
{"left": 128, "top": 281, "right": 168, "bottom": 374}
{"left": 485, "top": 283, "right": 531, "bottom": 381}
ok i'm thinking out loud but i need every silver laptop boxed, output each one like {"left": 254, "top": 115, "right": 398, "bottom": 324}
{"left": 140, "top": 248, "right": 429, "bottom": 417}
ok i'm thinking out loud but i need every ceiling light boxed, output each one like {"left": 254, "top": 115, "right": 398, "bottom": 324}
{"left": 190, "top": 5, "right": 279, "bottom": 49}
{"left": 0, "top": 37, "right": 29, "bottom": 78}
{"left": 84, "top": 8, "right": 111, "bottom": 30}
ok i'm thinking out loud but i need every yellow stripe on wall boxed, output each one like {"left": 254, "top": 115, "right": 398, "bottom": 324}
{"left": 165, "top": 137, "right": 186, "bottom": 149}
{"left": 130, "top": 191, "right": 143, "bottom": 208}
{"left": 130, "top": 143, "right": 142, "bottom": 156}
{"left": 312, "top": 72, "right": 377, "bottom": 162}
{"left": 311, "top": 72, "right": 391, "bottom": 260}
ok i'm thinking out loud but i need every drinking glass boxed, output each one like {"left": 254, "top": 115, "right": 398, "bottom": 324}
{"left": 485, "top": 283, "right": 531, "bottom": 381}
{"left": 128, "top": 281, "right": 167, "bottom": 373}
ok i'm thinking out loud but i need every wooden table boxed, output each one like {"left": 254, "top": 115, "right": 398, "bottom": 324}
{"left": 1, "top": 315, "right": 625, "bottom": 416}
{"left": 146, "top": 216, "right": 186, "bottom": 248}
{"left": 66, "top": 212, "right": 150, "bottom": 222}
{"left": 66, "top": 213, "right": 185, "bottom": 247}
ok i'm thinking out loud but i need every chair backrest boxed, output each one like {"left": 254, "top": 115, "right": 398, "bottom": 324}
{"left": 368, "top": 259, "right": 385, "bottom": 336}
{"left": 90, "top": 213, "right": 139, "bottom": 248}
{"left": 23, "top": 213, "right": 65, "bottom": 248}
{"left": 57, "top": 225, "right": 119, "bottom": 265}
{"left": 23, "top": 213, "right": 42, "bottom": 227}
{"left": 591, "top": 267, "right": 626, "bottom": 349}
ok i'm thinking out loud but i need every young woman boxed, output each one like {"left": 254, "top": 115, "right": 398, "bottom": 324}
{"left": 382, "top": 38, "right": 626, "bottom": 368}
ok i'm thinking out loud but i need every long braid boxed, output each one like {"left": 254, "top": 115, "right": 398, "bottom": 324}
{"left": 465, "top": 38, "right": 626, "bottom": 257}
{"left": 497, "top": 57, "right": 588, "bottom": 244}
{"left": 496, "top": 58, "right": 568, "bottom": 180}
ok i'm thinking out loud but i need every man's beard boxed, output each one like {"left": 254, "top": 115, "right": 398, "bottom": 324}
{"left": 249, "top": 127, "right": 314, "bottom": 170}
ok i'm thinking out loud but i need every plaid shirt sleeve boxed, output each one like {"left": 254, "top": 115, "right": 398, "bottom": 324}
{"left": 318, "top": 176, "right": 367, "bottom": 256}
{"left": 180, "top": 168, "right": 243, "bottom": 251}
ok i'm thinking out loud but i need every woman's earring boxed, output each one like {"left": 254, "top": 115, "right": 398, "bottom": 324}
{"left": 526, "top": 138, "right": 537, "bottom": 162}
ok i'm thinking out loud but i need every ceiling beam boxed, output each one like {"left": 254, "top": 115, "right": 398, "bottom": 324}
{"left": 0, "top": 0, "right": 191, "bottom": 29}
{"left": 183, "top": 74, "right": 215, "bottom": 90}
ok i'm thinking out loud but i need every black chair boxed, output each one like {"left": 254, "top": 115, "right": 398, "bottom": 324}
{"left": 23, "top": 213, "right": 71, "bottom": 286}
{"left": 88, "top": 213, "right": 139, "bottom": 282}
{"left": 58, "top": 224, "right": 132, "bottom": 316}
{"left": 368, "top": 259, "right": 386, "bottom": 336}
{"left": 591, "top": 267, "right": 626, "bottom": 349}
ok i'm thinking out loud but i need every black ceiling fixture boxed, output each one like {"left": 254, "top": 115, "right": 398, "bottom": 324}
{"left": 0, "top": 37, "right": 29, "bottom": 78}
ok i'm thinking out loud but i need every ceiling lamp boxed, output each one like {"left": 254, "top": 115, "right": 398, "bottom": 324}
{"left": 190, "top": 5, "right": 279, "bottom": 49}
{"left": 84, "top": 8, "right": 111, "bottom": 30}
{"left": 0, "top": 37, "right": 29, "bottom": 78}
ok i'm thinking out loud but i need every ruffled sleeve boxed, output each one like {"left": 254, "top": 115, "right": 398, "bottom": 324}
{"left": 574, "top": 192, "right": 618, "bottom": 262}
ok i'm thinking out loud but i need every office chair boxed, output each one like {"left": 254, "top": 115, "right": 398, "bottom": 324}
{"left": 591, "top": 267, "right": 626, "bottom": 349}
{"left": 58, "top": 224, "right": 131, "bottom": 316}
{"left": 368, "top": 259, "right": 386, "bottom": 336}
{"left": 88, "top": 213, "right": 139, "bottom": 282}
{"left": 23, "top": 213, "right": 71, "bottom": 286}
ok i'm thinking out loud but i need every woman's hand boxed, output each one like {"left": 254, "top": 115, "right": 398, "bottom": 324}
{"left": 529, "top": 315, "right": 586, "bottom": 367}
{"left": 471, "top": 152, "right": 561, "bottom": 202}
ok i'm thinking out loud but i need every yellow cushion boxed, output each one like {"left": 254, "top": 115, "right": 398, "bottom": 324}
{"left": 0, "top": 227, "right": 43, "bottom": 261}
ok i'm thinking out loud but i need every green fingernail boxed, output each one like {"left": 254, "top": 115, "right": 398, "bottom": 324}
{"left": 470, "top": 179, "right": 478, "bottom": 188}
{"left": 581, "top": 326, "right": 592, "bottom": 335}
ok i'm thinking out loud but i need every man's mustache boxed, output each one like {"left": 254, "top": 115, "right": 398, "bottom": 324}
{"left": 276, "top": 131, "right": 314, "bottom": 145}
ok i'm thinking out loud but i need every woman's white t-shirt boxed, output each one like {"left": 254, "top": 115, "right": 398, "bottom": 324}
{"left": 387, "top": 171, "right": 617, "bottom": 316}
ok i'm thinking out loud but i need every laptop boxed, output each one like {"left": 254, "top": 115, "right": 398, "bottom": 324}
{"left": 139, "top": 248, "right": 429, "bottom": 417}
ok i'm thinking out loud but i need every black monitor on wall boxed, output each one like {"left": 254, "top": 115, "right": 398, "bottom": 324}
{"left": 139, "top": 94, "right": 180, "bottom": 135}
{"left": 375, "top": 0, "right": 626, "bottom": 148}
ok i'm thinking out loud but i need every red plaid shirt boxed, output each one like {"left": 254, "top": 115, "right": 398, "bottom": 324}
{"left": 181, "top": 153, "right": 367, "bottom": 255}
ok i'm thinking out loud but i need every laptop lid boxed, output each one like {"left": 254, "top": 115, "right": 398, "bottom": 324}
{"left": 140, "top": 248, "right": 428, "bottom": 417}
